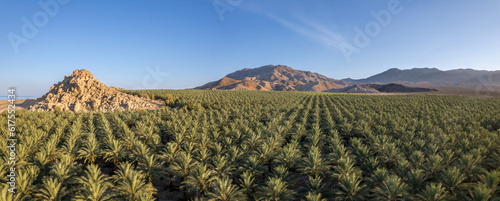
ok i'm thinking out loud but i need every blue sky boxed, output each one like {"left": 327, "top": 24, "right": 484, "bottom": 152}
{"left": 1, "top": 0, "right": 499, "bottom": 96}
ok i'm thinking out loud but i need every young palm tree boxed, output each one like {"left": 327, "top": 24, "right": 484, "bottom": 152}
{"left": 132, "top": 141, "right": 151, "bottom": 162}
{"left": 210, "top": 155, "right": 234, "bottom": 178}
{"left": 417, "top": 183, "right": 448, "bottom": 201}
{"left": 15, "top": 165, "right": 39, "bottom": 199}
{"left": 169, "top": 151, "right": 197, "bottom": 199}
{"left": 372, "top": 175, "right": 408, "bottom": 201}
{"left": 137, "top": 153, "right": 164, "bottom": 183}
{"left": 332, "top": 156, "right": 359, "bottom": 181}
{"left": 339, "top": 122, "right": 354, "bottom": 145}
{"left": 76, "top": 164, "right": 114, "bottom": 201}
{"left": 422, "top": 154, "right": 443, "bottom": 179}
{"left": 206, "top": 177, "right": 247, "bottom": 201}
{"left": 256, "top": 177, "right": 295, "bottom": 201}
{"left": 243, "top": 155, "right": 265, "bottom": 176}
{"left": 336, "top": 172, "right": 366, "bottom": 201}
{"left": 0, "top": 185, "right": 24, "bottom": 201}
{"left": 300, "top": 146, "right": 329, "bottom": 178}
{"left": 468, "top": 184, "right": 493, "bottom": 201}
{"left": 50, "top": 155, "right": 78, "bottom": 183}
{"left": 103, "top": 138, "right": 124, "bottom": 164}
{"left": 35, "top": 177, "right": 68, "bottom": 201}
{"left": 238, "top": 171, "right": 256, "bottom": 199}
{"left": 78, "top": 132, "right": 101, "bottom": 164}
{"left": 113, "top": 162, "right": 157, "bottom": 201}
{"left": 458, "top": 153, "right": 485, "bottom": 182}
{"left": 183, "top": 164, "right": 216, "bottom": 198}
{"left": 196, "top": 146, "right": 211, "bottom": 164}
{"left": 408, "top": 151, "right": 425, "bottom": 169}
{"left": 479, "top": 170, "right": 500, "bottom": 195}
{"left": 62, "top": 129, "right": 81, "bottom": 161}
{"left": 406, "top": 169, "right": 427, "bottom": 195}
{"left": 169, "top": 151, "right": 198, "bottom": 181}
{"left": 305, "top": 175, "right": 324, "bottom": 196}
{"left": 379, "top": 143, "right": 401, "bottom": 169}
{"left": 257, "top": 143, "right": 277, "bottom": 174}
{"left": 305, "top": 191, "right": 327, "bottom": 201}
{"left": 33, "top": 151, "right": 50, "bottom": 169}
{"left": 161, "top": 142, "right": 180, "bottom": 166}
{"left": 276, "top": 140, "right": 302, "bottom": 170}
{"left": 440, "top": 167, "right": 466, "bottom": 199}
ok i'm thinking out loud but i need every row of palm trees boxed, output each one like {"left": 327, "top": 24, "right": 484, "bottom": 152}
{"left": 1, "top": 90, "right": 499, "bottom": 200}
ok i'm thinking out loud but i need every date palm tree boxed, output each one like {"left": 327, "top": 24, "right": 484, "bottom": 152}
{"left": 78, "top": 132, "right": 101, "bottom": 164}
{"left": 0, "top": 185, "right": 24, "bottom": 201}
{"left": 210, "top": 155, "right": 234, "bottom": 178}
{"left": 417, "top": 183, "right": 447, "bottom": 201}
{"left": 76, "top": 164, "right": 114, "bottom": 201}
{"left": 372, "top": 175, "right": 408, "bottom": 201}
{"left": 183, "top": 164, "right": 216, "bottom": 198}
{"left": 14, "top": 165, "right": 39, "bottom": 200}
{"left": 169, "top": 151, "right": 197, "bottom": 199}
{"left": 137, "top": 153, "right": 164, "bottom": 183}
{"left": 336, "top": 172, "right": 366, "bottom": 201}
{"left": 305, "top": 191, "right": 327, "bottom": 201}
{"left": 276, "top": 140, "right": 302, "bottom": 170}
{"left": 422, "top": 154, "right": 443, "bottom": 180}
{"left": 36, "top": 177, "right": 68, "bottom": 201}
{"left": 332, "top": 156, "right": 359, "bottom": 181}
{"left": 206, "top": 177, "right": 247, "bottom": 201}
{"left": 256, "top": 177, "right": 295, "bottom": 201}
{"left": 103, "top": 138, "right": 124, "bottom": 164}
{"left": 300, "top": 146, "right": 329, "bottom": 178}
{"left": 113, "top": 162, "right": 157, "bottom": 201}
{"left": 50, "top": 155, "right": 78, "bottom": 183}
{"left": 468, "top": 184, "right": 493, "bottom": 201}
{"left": 238, "top": 171, "right": 256, "bottom": 199}
{"left": 406, "top": 169, "right": 427, "bottom": 195}
{"left": 479, "top": 170, "right": 500, "bottom": 196}
{"left": 440, "top": 167, "right": 466, "bottom": 199}
{"left": 458, "top": 153, "right": 485, "bottom": 182}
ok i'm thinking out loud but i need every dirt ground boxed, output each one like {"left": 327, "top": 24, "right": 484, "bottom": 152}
{"left": 0, "top": 99, "right": 31, "bottom": 113}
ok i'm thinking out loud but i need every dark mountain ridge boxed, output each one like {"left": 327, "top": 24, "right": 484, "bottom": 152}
{"left": 346, "top": 68, "right": 500, "bottom": 85}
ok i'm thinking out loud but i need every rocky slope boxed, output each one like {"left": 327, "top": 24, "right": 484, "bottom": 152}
{"left": 196, "top": 65, "right": 350, "bottom": 92}
{"left": 25, "top": 69, "right": 160, "bottom": 112}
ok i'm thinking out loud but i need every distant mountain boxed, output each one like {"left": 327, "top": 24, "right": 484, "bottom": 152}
{"left": 346, "top": 68, "right": 500, "bottom": 86}
{"left": 327, "top": 83, "right": 436, "bottom": 93}
{"left": 196, "top": 65, "right": 350, "bottom": 92}
{"left": 196, "top": 65, "right": 436, "bottom": 93}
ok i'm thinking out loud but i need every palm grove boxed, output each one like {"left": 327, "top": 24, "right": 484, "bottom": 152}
{"left": 1, "top": 90, "right": 500, "bottom": 200}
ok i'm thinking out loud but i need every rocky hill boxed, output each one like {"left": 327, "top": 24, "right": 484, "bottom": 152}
{"left": 24, "top": 69, "right": 160, "bottom": 112}
{"left": 196, "top": 65, "right": 350, "bottom": 92}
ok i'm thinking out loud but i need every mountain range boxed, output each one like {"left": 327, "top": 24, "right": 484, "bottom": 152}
{"left": 345, "top": 67, "right": 500, "bottom": 86}
{"left": 196, "top": 65, "right": 440, "bottom": 93}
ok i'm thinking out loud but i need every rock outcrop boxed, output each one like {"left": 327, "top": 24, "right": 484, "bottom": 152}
{"left": 26, "top": 69, "right": 159, "bottom": 112}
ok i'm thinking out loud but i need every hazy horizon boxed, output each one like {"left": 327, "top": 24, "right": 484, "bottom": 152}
{"left": 1, "top": 0, "right": 499, "bottom": 96}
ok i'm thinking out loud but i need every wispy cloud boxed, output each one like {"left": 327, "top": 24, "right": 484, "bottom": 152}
{"left": 265, "top": 13, "right": 348, "bottom": 51}
{"left": 242, "top": 4, "right": 346, "bottom": 49}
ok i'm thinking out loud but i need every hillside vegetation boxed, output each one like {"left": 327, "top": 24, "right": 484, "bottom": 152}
{"left": 1, "top": 90, "right": 500, "bottom": 200}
